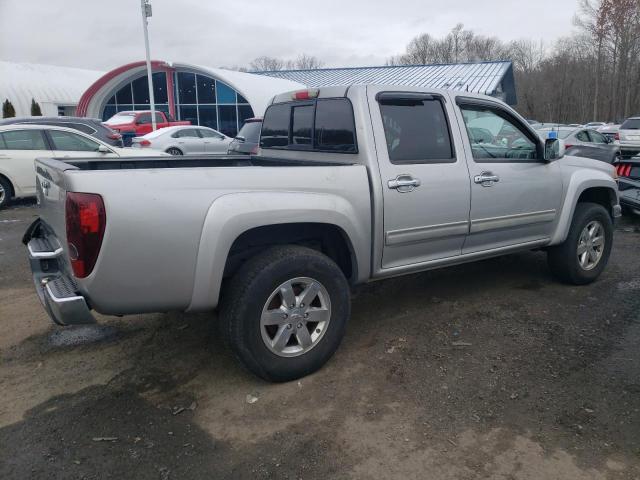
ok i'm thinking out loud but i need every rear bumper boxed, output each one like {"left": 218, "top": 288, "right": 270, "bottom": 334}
{"left": 25, "top": 221, "right": 95, "bottom": 326}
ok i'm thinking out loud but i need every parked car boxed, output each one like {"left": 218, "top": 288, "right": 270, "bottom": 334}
{"left": 0, "top": 124, "right": 160, "bottom": 208}
{"left": 616, "top": 156, "right": 640, "bottom": 214}
{"left": 227, "top": 118, "right": 262, "bottom": 155}
{"left": 0, "top": 116, "right": 123, "bottom": 146}
{"left": 104, "top": 111, "right": 190, "bottom": 145}
{"left": 597, "top": 123, "right": 620, "bottom": 143}
{"left": 25, "top": 85, "right": 620, "bottom": 382}
{"left": 617, "top": 116, "right": 640, "bottom": 158}
{"left": 131, "top": 126, "right": 232, "bottom": 155}
{"left": 537, "top": 126, "right": 619, "bottom": 162}
{"left": 585, "top": 122, "right": 607, "bottom": 128}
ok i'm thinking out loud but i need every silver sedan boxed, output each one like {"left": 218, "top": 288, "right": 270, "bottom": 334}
{"left": 131, "top": 126, "right": 232, "bottom": 155}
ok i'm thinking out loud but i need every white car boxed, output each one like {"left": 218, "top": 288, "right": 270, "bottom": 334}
{"left": 618, "top": 116, "right": 640, "bottom": 157}
{"left": 0, "top": 124, "right": 160, "bottom": 208}
{"left": 130, "top": 126, "right": 232, "bottom": 155}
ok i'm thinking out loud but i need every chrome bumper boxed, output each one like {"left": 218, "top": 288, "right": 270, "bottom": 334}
{"left": 27, "top": 234, "right": 95, "bottom": 326}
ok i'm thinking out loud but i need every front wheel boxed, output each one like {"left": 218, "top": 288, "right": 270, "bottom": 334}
{"left": 219, "top": 245, "right": 350, "bottom": 382}
{"left": 547, "top": 202, "right": 613, "bottom": 285}
{"left": 0, "top": 176, "right": 11, "bottom": 209}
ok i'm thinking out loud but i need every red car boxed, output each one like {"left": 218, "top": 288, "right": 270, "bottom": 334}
{"left": 104, "top": 111, "right": 190, "bottom": 138}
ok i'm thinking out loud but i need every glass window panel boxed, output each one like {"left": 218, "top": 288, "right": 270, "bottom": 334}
{"left": 154, "top": 104, "right": 170, "bottom": 116}
{"left": 152, "top": 72, "right": 167, "bottom": 104}
{"left": 260, "top": 103, "right": 290, "bottom": 148}
{"left": 218, "top": 105, "right": 238, "bottom": 137}
{"left": 49, "top": 130, "right": 100, "bottom": 152}
{"left": 177, "top": 72, "right": 197, "bottom": 104}
{"left": 291, "top": 104, "right": 313, "bottom": 145}
{"left": 132, "top": 76, "right": 150, "bottom": 104}
{"left": 381, "top": 99, "right": 454, "bottom": 163}
{"left": 199, "top": 128, "right": 223, "bottom": 138}
{"left": 198, "top": 105, "right": 217, "bottom": 130}
{"left": 179, "top": 105, "right": 198, "bottom": 125}
{"left": 116, "top": 104, "right": 133, "bottom": 113}
{"left": 102, "top": 105, "right": 117, "bottom": 121}
{"left": 238, "top": 105, "right": 254, "bottom": 127}
{"left": 460, "top": 104, "right": 536, "bottom": 162}
{"left": 0, "top": 130, "right": 47, "bottom": 150}
{"left": 115, "top": 84, "right": 132, "bottom": 104}
{"left": 314, "top": 99, "right": 357, "bottom": 152}
{"left": 106, "top": 95, "right": 117, "bottom": 105}
{"left": 237, "top": 93, "right": 249, "bottom": 104}
{"left": 216, "top": 81, "right": 236, "bottom": 104}
{"left": 197, "top": 75, "right": 216, "bottom": 103}
{"left": 133, "top": 104, "right": 150, "bottom": 111}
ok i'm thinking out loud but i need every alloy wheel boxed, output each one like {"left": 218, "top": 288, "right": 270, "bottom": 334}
{"left": 577, "top": 220, "right": 605, "bottom": 270}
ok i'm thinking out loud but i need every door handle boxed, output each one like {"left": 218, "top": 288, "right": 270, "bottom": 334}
{"left": 388, "top": 174, "right": 421, "bottom": 193}
{"left": 474, "top": 172, "right": 500, "bottom": 186}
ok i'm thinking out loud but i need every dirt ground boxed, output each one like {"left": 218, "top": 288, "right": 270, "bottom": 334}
{"left": 1, "top": 199, "right": 639, "bottom": 480}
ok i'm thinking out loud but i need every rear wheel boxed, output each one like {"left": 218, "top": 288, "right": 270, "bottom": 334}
{"left": 219, "top": 245, "right": 350, "bottom": 382}
{"left": 0, "top": 176, "right": 12, "bottom": 209}
{"left": 547, "top": 202, "right": 613, "bottom": 284}
{"left": 166, "top": 147, "right": 183, "bottom": 156}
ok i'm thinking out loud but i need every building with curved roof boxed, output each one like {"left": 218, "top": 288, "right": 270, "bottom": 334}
{"left": 0, "top": 61, "right": 103, "bottom": 117}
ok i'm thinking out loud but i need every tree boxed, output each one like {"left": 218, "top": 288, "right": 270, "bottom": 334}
{"left": 249, "top": 54, "right": 325, "bottom": 71}
{"left": 2, "top": 99, "right": 15, "bottom": 118}
{"left": 30, "top": 98, "right": 42, "bottom": 116}
{"left": 250, "top": 56, "right": 288, "bottom": 71}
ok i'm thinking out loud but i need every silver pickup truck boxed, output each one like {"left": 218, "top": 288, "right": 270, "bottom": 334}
{"left": 25, "top": 85, "right": 621, "bottom": 381}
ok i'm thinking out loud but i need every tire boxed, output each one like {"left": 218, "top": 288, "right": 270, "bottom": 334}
{"left": 547, "top": 202, "right": 613, "bottom": 285}
{"left": 0, "top": 176, "right": 12, "bottom": 209}
{"left": 166, "top": 147, "right": 183, "bottom": 156}
{"left": 219, "top": 245, "right": 350, "bottom": 382}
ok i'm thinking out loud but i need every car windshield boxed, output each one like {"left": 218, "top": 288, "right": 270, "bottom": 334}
{"left": 105, "top": 112, "right": 136, "bottom": 125}
{"left": 621, "top": 118, "right": 640, "bottom": 130}
{"left": 236, "top": 121, "right": 262, "bottom": 142}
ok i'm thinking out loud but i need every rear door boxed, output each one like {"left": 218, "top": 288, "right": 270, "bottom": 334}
{"left": 454, "top": 98, "right": 563, "bottom": 253}
{"left": 0, "top": 129, "right": 52, "bottom": 196}
{"left": 174, "top": 128, "right": 205, "bottom": 154}
{"left": 46, "top": 129, "right": 117, "bottom": 159}
{"left": 368, "top": 86, "right": 472, "bottom": 269}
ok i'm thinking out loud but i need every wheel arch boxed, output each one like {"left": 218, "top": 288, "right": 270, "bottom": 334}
{"left": 550, "top": 174, "right": 619, "bottom": 245}
{"left": 187, "top": 191, "right": 371, "bottom": 312}
{"left": 0, "top": 172, "right": 16, "bottom": 199}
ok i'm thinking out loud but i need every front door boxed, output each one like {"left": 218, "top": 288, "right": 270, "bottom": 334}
{"left": 199, "top": 128, "right": 228, "bottom": 154}
{"left": 175, "top": 128, "right": 205, "bottom": 154}
{"left": 46, "top": 129, "right": 117, "bottom": 160}
{"left": 454, "top": 99, "right": 563, "bottom": 253}
{"left": 368, "top": 86, "right": 472, "bottom": 269}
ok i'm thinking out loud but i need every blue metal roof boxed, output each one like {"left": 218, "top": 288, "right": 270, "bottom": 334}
{"left": 253, "top": 61, "right": 516, "bottom": 104}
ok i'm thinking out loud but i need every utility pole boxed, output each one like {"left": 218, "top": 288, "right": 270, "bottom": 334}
{"left": 141, "top": 0, "right": 156, "bottom": 131}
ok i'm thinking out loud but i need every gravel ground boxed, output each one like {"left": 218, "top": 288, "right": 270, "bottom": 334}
{"left": 1, "top": 199, "right": 639, "bottom": 479}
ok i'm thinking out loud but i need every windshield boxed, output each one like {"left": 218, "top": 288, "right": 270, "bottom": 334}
{"left": 621, "top": 118, "right": 640, "bottom": 130}
{"left": 105, "top": 112, "right": 136, "bottom": 125}
{"left": 237, "top": 121, "right": 262, "bottom": 142}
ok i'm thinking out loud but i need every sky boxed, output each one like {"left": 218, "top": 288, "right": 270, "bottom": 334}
{"left": 0, "top": 0, "right": 579, "bottom": 72}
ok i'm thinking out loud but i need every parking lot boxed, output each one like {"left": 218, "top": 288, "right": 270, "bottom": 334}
{"left": 0, "top": 199, "right": 639, "bottom": 479}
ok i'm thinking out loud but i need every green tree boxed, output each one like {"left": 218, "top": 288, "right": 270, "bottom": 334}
{"left": 30, "top": 98, "right": 42, "bottom": 116}
{"left": 2, "top": 99, "right": 15, "bottom": 118}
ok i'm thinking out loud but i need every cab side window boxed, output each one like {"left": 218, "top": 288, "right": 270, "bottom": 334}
{"left": 378, "top": 96, "right": 454, "bottom": 164}
{"left": 459, "top": 104, "right": 537, "bottom": 161}
{"left": 0, "top": 130, "right": 47, "bottom": 150}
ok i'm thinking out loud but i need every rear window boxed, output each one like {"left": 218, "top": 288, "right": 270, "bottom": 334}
{"left": 621, "top": 118, "right": 640, "bottom": 130}
{"left": 0, "top": 130, "right": 47, "bottom": 150}
{"left": 260, "top": 98, "right": 357, "bottom": 153}
{"left": 236, "top": 121, "right": 262, "bottom": 142}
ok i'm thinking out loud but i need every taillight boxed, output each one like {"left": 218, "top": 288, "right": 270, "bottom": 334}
{"left": 565, "top": 144, "right": 573, "bottom": 149}
{"left": 65, "top": 192, "right": 106, "bottom": 278}
{"left": 107, "top": 132, "right": 122, "bottom": 140}
{"left": 615, "top": 133, "right": 620, "bottom": 141}
{"left": 138, "top": 139, "right": 151, "bottom": 147}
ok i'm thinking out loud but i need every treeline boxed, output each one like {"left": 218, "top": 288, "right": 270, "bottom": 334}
{"left": 388, "top": 0, "right": 640, "bottom": 123}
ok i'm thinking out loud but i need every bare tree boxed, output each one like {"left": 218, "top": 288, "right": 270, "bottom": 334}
{"left": 249, "top": 56, "right": 288, "bottom": 71}
{"left": 249, "top": 54, "right": 325, "bottom": 71}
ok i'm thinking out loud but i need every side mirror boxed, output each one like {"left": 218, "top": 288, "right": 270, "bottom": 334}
{"left": 544, "top": 138, "right": 564, "bottom": 161}
{"left": 97, "top": 144, "right": 111, "bottom": 154}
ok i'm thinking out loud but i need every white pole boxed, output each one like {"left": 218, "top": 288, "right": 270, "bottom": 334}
{"left": 141, "top": 0, "right": 157, "bottom": 131}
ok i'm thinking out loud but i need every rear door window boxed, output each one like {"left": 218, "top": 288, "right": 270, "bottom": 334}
{"left": 314, "top": 99, "right": 356, "bottom": 152}
{"left": 587, "top": 130, "right": 607, "bottom": 144}
{"left": 379, "top": 96, "right": 454, "bottom": 163}
{"left": 0, "top": 130, "right": 47, "bottom": 150}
